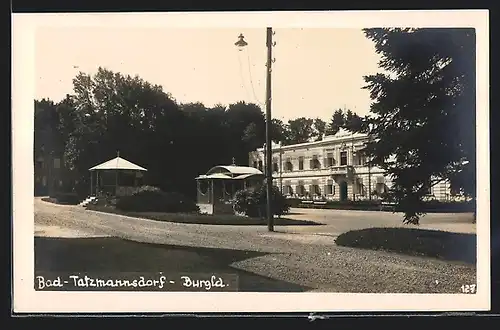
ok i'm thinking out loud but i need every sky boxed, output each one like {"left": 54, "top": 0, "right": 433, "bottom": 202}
{"left": 35, "top": 27, "right": 383, "bottom": 122}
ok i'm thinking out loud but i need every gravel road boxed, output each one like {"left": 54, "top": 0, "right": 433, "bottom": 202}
{"left": 34, "top": 198, "right": 476, "bottom": 293}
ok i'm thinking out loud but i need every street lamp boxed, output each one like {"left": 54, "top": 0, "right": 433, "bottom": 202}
{"left": 235, "top": 28, "right": 274, "bottom": 232}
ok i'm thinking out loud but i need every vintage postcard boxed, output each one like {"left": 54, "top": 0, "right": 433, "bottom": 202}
{"left": 12, "top": 10, "right": 490, "bottom": 313}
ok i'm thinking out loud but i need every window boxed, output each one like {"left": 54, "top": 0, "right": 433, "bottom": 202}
{"left": 354, "top": 178, "right": 365, "bottom": 196}
{"left": 340, "top": 151, "right": 348, "bottom": 166}
{"left": 253, "top": 161, "right": 258, "bottom": 168}
{"left": 326, "top": 152, "right": 335, "bottom": 167}
{"left": 310, "top": 156, "right": 320, "bottom": 169}
{"left": 54, "top": 158, "right": 61, "bottom": 169}
{"left": 258, "top": 161, "right": 263, "bottom": 171}
{"left": 324, "top": 184, "right": 334, "bottom": 195}
{"left": 298, "top": 156, "right": 304, "bottom": 170}
{"left": 376, "top": 183, "right": 386, "bottom": 194}
{"left": 285, "top": 159, "right": 294, "bottom": 171}
{"left": 311, "top": 185, "right": 321, "bottom": 195}
{"left": 273, "top": 162, "right": 279, "bottom": 173}
{"left": 297, "top": 183, "right": 305, "bottom": 196}
{"left": 354, "top": 154, "right": 365, "bottom": 166}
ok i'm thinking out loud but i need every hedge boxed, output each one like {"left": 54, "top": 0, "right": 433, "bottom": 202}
{"left": 46, "top": 192, "right": 81, "bottom": 205}
{"left": 115, "top": 186, "right": 199, "bottom": 213}
{"left": 286, "top": 198, "right": 475, "bottom": 213}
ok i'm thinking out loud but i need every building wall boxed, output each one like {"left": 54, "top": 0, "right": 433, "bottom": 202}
{"left": 249, "top": 130, "right": 453, "bottom": 202}
{"left": 34, "top": 154, "right": 65, "bottom": 196}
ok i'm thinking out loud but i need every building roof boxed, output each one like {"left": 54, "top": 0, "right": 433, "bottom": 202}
{"left": 255, "top": 128, "right": 368, "bottom": 152}
{"left": 324, "top": 127, "right": 366, "bottom": 140}
{"left": 89, "top": 156, "right": 147, "bottom": 171}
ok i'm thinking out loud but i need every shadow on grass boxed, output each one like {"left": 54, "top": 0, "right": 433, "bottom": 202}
{"left": 86, "top": 205, "right": 322, "bottom": 226}
{"left": 335, "top": 227, "right": 476, "bottom": 264}
{"left": 34, "top": 236, "right": 311, "bottom": 292}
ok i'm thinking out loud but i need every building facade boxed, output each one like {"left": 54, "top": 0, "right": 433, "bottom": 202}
{"left": 34, "top": 150, "right": 64, "bottom": 196}
{"left": 249, "top": 128, "right": 453, "bottom": 202}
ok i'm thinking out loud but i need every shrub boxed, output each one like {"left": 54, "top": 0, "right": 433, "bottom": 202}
{"left": 48, "top": 192, "right": 80, "bottom": 205}
{"left": 116, "top": 187, "right": 199, "bottom": 213}
{"left": 133, "top": 185, "right": 162, "bottom": 194}
{"left": 335, "top": 227, "right": 476, "bottom": 264}
{"left": 233, "top": 184, "right": 290, "bottom": 218}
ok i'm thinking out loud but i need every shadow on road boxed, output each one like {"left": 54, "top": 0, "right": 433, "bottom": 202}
{"left": 34, "top": 236, "right": 311, "bottom": 292}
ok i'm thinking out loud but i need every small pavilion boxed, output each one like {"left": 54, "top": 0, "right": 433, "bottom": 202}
{"left": 89, "top": 152, "right": 147, "bottom": 197}
{"left": 195, "top": 160, "right": 264, "bottom": 215}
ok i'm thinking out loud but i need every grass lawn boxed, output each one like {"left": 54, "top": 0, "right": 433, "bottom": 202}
{"left": 335, "top": 227, "right": 476, "bottom": 264}
{"left": 86, "top": 204, "right": 322, "bottom": 226}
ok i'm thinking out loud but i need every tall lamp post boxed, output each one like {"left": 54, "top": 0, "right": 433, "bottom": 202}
{"left": 235, "top": 28, "right": 274, "bottom": 232}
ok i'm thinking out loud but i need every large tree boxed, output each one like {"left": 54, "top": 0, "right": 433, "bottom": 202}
{"left": 34, "top": 99, "right": 61, "bottom": 156}
{"left": 325, "top": 109, "right": 346, "bottom": 135}
{"left": 360, "top": 28, "right": 476, "bottom": 224}
{"left": 270, "top": 118, "right": 288, "bottom": 145}
{"left": 312, "top": 118, "right": 327, "bottom": 141}
{"left": 286, "top": 117, "right": 315, "bottom": 144}
{"left": 64, "top": 67, "right": 183, "bottom": 196}
{"left": 344, "top": 109, "right": 365, "bottom": 133}
{"left": 225, "top": 101, "right": 266, "bottom": 164}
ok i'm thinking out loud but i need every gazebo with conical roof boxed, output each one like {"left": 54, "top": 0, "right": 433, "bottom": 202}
{"left": 89, "top": 152, "right": 148, "bottom": 197}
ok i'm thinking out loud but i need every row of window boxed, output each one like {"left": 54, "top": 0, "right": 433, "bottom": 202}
{"left": 253, "top": 151, "right": 367, "bottom": 172}
{"left": 280, "top": 182, "right": 387, "bottom": 197}
{"left": 35, "top": 158, "right": 61, "bottom": 170}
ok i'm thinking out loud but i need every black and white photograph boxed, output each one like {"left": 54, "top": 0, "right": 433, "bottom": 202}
{"left": 12, "top": 10, "right": 490, "bottom": 313}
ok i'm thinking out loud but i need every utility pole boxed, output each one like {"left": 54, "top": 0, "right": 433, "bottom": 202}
{"left": 351, "top": 133, "right": 355, "bottom": 202}
{"left": 367, "top": 126, "right": 373, "bottom": 201}
{"left": 235, "top": 28, "right": 274, "bottom": 232}
{"left": 265, "top": 27, "right": 274, "bottom": 232}
{"left": 279, "top": 144, "right": 283, "bottom": 194}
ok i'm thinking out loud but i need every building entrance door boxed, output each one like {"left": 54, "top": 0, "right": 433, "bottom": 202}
{"left": 340, "top": 180, "right": 348, "bottom": 201}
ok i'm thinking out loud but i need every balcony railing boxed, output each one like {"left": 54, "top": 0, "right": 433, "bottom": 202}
{"left": 328, "top": 165, "right": 349, "bottom": 175}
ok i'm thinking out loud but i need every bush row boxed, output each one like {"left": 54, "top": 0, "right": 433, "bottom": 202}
{"left": 115, "top": 185, "right": 199, "bottom": 213}
{"left": 47, "top": 192, "right": 80, "bottom": 205}
{"left": 102, "top": 184, "right": 291, "bottom": 218}
{"left": 286, "top": 198, "right": 475, "bottom": 213}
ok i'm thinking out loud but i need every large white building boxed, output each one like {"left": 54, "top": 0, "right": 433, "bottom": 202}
{"left": 248, "top": 128, "right": 453, "bottom": 202}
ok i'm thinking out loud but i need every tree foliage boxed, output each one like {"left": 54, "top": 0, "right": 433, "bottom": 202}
{"left": 34, "top": 66, "right": 364, "bottom": 201}
{"left": 233, "top": 184, "right": 290, "bottom": 218}
{"left": 286, "top": 117, "right": 315, "bottom": 144}
{"left": 325, "top": 109, "right": 346, "bottom": 135}
{"left": 359, "top": 28, "right": 476, "bottom": 224}
{"left": 35, "top": 67, "right": 271, "bottom": 199}
{"left": 313, "top": 118, "right": 327, "bottom": 141}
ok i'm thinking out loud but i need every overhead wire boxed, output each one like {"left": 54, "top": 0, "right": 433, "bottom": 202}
{"left": 237, "top": 49, "right": 252, "bottom": 101}
{"left": 245, "top": 47, "right": 265, "bottom": 108}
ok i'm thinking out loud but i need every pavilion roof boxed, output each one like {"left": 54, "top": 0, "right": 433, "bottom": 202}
{"left": 89, "top": 156, "right": 147, "bottom": 171}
